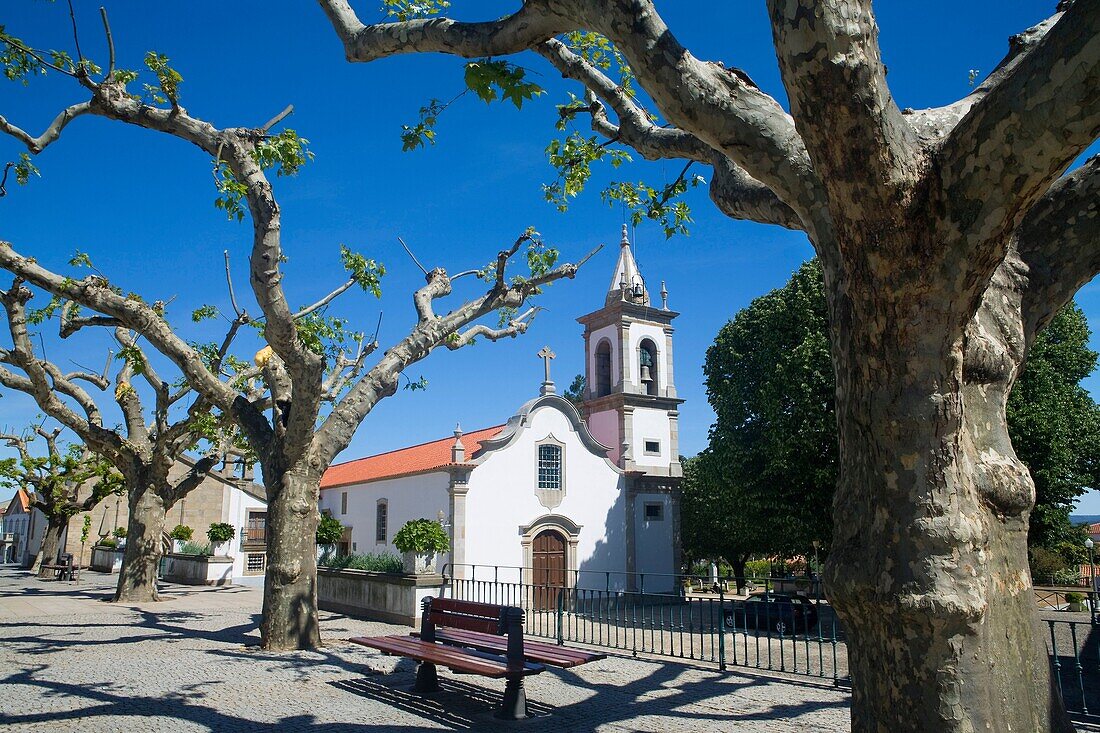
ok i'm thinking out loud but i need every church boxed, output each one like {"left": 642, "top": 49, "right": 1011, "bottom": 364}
{"left": 318, "top": 226, "right": 683, "bottom": 591}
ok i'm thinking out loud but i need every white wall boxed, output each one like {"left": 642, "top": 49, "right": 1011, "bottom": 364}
{"left": 463, "top": 403, "right": 627, "bottom": 585}
{"left": 319, "top": 471, "right": 451, "bottom": 566}
{"left": 631, "top": 407, "right": 673, "bottom": 470}
{"left": 222, "top": 486, "right": 267, "bottom": 578}
{"left": 633, "top": 492, "right": 675, "bottom": 591}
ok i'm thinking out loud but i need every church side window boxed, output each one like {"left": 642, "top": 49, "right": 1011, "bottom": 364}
{"left": 538, "top": 444, "right": 563, "bottom": 490}
{"left": 376, "top": 500, "right": 388, "bottom": 543}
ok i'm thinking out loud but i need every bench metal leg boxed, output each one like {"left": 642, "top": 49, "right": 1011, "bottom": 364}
{"left": 412, "top": 661, "right": 439, "bottom": 693}
{"left": 495, "top": 676, "right": 528, "bottom": 720}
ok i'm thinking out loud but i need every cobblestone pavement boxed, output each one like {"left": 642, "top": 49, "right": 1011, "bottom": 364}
{"left": 0, "top": 568, "right": 851, "bottom": 732}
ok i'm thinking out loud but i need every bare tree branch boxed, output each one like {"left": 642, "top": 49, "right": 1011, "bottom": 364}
{"left": 317, "top": 0, "right": 568, "bottom": 61}
{"left": 0, "top": 102, "right": 92, "bottom": 154}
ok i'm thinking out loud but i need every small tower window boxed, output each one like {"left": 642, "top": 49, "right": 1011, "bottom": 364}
{"left": 595, "top": 339, "right": 612, "bottom": 397}
{"left": 538, "top": 444, "right": 563, "bottom": 490}
{"left": 638, "top": 339, "right": 659, "bottom": 396}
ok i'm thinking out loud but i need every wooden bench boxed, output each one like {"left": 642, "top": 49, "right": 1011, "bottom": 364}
{"left": 351, "top": 597, "right": 544, "bottom": 719}
{"left": 410, "top": 626, "right": 605, "bottom": 668}
{"left": 40, "top": 554, "right": 75, "bottom": 581}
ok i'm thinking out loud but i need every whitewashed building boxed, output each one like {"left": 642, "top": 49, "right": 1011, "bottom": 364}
{"left": 319, "top": 227, "right": 683, "bottom": 591}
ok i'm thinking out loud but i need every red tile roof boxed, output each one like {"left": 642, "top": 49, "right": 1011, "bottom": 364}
{"left": 320, "top": 425, "right": 504, "bottom": 489}
{"left": 5, "top": 488, "right": 29, "bottom": 515}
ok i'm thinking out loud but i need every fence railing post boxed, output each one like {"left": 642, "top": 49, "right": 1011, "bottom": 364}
{"left": 556, "top": 588, "right": 565, "bottom": 646}
{"left": 717, "top": 585, "right": 727, "bottom": 671}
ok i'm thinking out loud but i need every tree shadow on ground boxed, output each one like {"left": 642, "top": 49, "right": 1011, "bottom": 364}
{"left": 1, "top": 643, "right": 849, "bottom": 732}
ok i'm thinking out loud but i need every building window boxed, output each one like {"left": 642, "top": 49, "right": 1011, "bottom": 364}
{"left": 376, "top": 500, "right": 388, "bottom": 543}
{"left": 340, "top": 491, "right": 348, "bottom": 515}
{"left": 245, "top": 553, "right": 266, "bottom": 574}
{"left": 538, "top": 444, "right": 563, "bottom": 490}
{"left": 644, "top": 502, "right": 664, "bottom": 521}
{"left": 245, "top": 511, "right": 267, "bottom": 544}
{"left": 644, "top": 440, "right": 661, "bottom": 455}
{"left": 595, "top": 339, "right": 612, "bottom": 397}
{"left": 639, "top": 339, "right": 659, "bottom": 396}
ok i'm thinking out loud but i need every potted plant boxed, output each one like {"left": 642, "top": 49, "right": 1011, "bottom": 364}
{"left": 316, "top": 514, "right": 344, "bottom": 562}
{"left": 112, "top": 527, "right": 127, "bottom": 548}
{"left": 393, "top": 518, "right": 449, "bottom": 575}
{"left": 207, "top": 522, "right": 235, "bottom": 556}
{"left": 99, "top": 537, "right": 118, "bottom": 549}
{"left": 1066, "top": 591, "right": 1087, "bottom": 612}
{"left": 169, "top": 524, "right": 193, "bottom": 553}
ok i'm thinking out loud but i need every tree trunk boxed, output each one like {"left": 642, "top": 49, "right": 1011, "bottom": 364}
{"left": 35, "top": 516, "right": 66, "bottom": 578}
{"left": 824, "top": 260, "right": 1073, "bottom": 733}
{"left": 731, "top": 555, "right": 749, "bottom": 594}
{"left": 261, "top": 467, "right": 322, "bottom": 650}
{"left": 114, "top": 486, "right": 167, "bottom": 603}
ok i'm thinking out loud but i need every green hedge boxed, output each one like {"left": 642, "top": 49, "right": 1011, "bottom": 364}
{"left": 320, "top": 552, "right": 403, "bottom": 573}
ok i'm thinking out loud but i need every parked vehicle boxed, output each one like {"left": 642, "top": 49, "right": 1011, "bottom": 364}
{"left": 724, "top": 592, "right": 819, "bottom": 635}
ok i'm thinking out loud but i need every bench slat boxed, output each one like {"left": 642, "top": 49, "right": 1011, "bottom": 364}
{"left": 431, "top": 597, "right": 505, "bottom": 617}
{"left": 428, "top": 610, "right": 500, "bottom": 635}
{"left": 349, "top": 635, "right": 543, "bottom": 678}
{"left": 412, "top": 628, "right": 606, "bottom": 668}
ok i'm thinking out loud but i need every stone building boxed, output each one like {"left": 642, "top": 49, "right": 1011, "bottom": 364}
{"left": 319, "top": 226, "right": 683, "bottom": 592}
{"left": 14, "top": 458, "right": 267, "bottom": 579}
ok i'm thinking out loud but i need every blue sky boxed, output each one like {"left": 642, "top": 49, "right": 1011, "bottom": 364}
{"left": 2, "top": 1, "right": 1099, "bottom": 510}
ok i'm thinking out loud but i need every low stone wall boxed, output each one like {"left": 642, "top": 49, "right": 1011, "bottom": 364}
{"left": 163, "top": 553, "right": 234, "bottom": 586}
{"left": 90, "top": 546, "right": 125, "bottom": 573}
{"left": 317, "top": 568, "right": 445, "bottom": 626}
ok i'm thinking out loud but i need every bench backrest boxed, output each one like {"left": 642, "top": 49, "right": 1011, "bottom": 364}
{"left": 420, "top": 596, "right": 526, "bottom": 662}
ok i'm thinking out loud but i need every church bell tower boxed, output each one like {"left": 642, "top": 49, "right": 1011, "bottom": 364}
{"left": 577, "top": 225, "right": 683, "bottom": 478}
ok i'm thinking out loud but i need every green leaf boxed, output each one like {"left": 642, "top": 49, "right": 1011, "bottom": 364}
{"left": 464, "top": 59, "right": 543, "bottom": 109}
{"left": 380, "top": 0, "right": 451, "bottom": 22}
{"left": 340, "top": 245, "right": 385, "bottom": 298}
{"left": 191, "top": 304, "right": 217, "bottom": 322}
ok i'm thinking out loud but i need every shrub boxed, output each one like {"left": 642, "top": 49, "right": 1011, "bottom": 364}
{"left": 1030, "top": 546, "right": 1068, "bottom": 583}
{"left": 178, "top": 541, "right": 211, "bottom": 556}
{"left": 744, "top": 559, "right": 772, "bottom": 578}
{"left": 207, "top": 522, "right": 235, "bottom": 544}
{"left": 98, "top": 537, "right": 118, "bottom": 549}
{"left": 316, "top": 514, "right": 344, "bottom": 546}
{"left": 1053, "top": 567, "right": 1082, "bottom": 587}
{"left": 112, "top": 527, "right": 127, "bottom": 539}
{"left": 393, "top": 519, "right": 450, "bottom": 555}
{"left": 320, "top": 552, "right": 403, "bottom": 573}
{"left": 169, "top": 524, "right": 193, "bottom": 541}
{"left": 1066, "top": 592, "right": 1086, "bottom": 604}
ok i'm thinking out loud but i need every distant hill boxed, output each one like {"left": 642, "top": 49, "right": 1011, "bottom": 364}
{"left": 1071, "top": 515, "right": 1100, "bottom": 527}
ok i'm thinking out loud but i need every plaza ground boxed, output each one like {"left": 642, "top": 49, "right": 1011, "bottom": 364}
{"left": 0, "top": 568, "right": 850, "bottom": 732}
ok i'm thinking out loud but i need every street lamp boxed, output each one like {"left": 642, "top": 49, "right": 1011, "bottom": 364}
{"left": 1086, "top": 537, "right": 1096, "bottom": 593}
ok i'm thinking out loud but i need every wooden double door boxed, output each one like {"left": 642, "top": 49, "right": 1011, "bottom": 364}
{"left": 531, "top": 529, "right": 566, "bottom": 611}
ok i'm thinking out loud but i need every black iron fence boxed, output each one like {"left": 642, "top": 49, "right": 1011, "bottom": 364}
{"left": 445, "top": 564, "right": 1100, "bottom": 718}
{"left": 445, "top": 564, "right": 848, "bottom": 684}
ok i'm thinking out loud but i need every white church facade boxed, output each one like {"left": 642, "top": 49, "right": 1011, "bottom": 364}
{"left": 319, "top": 226, "right": 683, "bottom": 591}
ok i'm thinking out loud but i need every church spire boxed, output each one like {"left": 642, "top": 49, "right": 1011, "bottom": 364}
{"left": 606, "top": 224, "right": 650, "bottom": 306}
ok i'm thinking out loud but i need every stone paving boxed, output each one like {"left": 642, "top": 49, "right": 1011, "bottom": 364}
{"left": 0, "top": 568, "right": 851, "bottom": 732}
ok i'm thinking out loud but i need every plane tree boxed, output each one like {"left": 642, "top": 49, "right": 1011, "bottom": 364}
{"left": 315, "top": 1, "right": 1100, "bottom": 730}
{"left": 0, "top": 423, "right": 123, "bottom": 575}
{"left": 0, "top": 13, "right": 595, "bottom": 650}
{"left": 0, "top": 279, "right": 237, "bottom": 601}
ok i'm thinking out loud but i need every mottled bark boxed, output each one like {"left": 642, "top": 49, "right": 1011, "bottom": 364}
{"left": 35, "top": 516, "right": 66, "bottom": 577}
{"left": 260, "top": 467, "right": 322, "bottom": 650}
{"left": 822, "top": 240, "right": 1074, "bottom": 733}
{"left": 114, "top": 484, "right": 167, "bottom": 603}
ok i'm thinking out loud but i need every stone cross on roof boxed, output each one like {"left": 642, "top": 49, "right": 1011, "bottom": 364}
{"left": 538, "top": 346, "right": 556, "bottom": 396}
